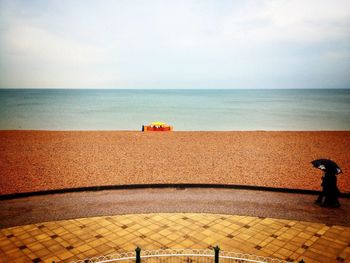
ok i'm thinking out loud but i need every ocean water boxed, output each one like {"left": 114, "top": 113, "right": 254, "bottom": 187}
{"left": 0, "top": 89, "right": 349, "bottom": 131}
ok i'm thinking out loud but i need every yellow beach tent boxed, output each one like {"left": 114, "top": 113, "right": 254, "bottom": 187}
{"left": 151, "top": 122, "right": 166, "bottom": 127}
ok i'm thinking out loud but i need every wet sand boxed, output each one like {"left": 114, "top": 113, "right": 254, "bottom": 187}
{"left": 0, "top": 131, "right": 349, "bottom": 195}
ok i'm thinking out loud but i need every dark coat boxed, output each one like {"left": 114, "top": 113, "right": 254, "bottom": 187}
{"left": 322, "top": 172, "right": 339, "bottom": 195}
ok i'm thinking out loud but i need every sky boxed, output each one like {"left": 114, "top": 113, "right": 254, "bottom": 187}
{"left": 0, "top": 0, "right": 349, "bottom": 89}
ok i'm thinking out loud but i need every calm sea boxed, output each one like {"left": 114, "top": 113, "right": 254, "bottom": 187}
{"left": 0, "top": 89, "right": 349, "bottom": 131}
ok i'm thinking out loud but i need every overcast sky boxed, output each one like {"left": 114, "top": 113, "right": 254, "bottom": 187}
{"left": 0, "top": 0, "right": 349, "bottom": 89}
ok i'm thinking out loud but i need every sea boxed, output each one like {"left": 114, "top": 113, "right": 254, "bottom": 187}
{"left": 0, "top": 89, "right": 349, "bottom": 131}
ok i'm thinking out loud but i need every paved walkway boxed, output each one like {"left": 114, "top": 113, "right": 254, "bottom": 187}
{"left": 1, "top": 188, "right": 350, "bottom": 263}
{"left": 1, "top": 188, "right": 349, "bottom": 228}
{"left": 1, "top": 213, "right": 350, "bottom": 263}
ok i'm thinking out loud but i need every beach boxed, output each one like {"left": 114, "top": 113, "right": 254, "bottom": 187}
{"left": 0, "top": 130, "right": 349, "bottom": 195}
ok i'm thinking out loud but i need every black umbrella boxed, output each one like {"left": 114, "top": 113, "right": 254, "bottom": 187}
{"left": 311, "top": 159, "right": 342, "bottom": 175}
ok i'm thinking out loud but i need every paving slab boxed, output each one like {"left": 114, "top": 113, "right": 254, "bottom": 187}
{"left": 1, "top": 213, "right": 350, "bottom": 263}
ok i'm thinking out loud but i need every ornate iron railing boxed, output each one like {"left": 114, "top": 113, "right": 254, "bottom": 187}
{"left": 70, "top": 247, "right": 293, "bottom": 263}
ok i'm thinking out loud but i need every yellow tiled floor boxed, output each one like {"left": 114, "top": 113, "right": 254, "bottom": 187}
{"left": 0, "top": 213, "right": 350, "bottom": 263}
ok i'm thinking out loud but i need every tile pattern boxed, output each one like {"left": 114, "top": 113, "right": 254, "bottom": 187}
{"left": 0, "top": 213, "right": 350, "bottom": 263}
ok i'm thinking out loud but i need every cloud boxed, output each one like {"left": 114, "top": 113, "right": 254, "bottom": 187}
{"left": 220, "top": 0, "right": 350, "bottom": 44}
{"left": 0, "top": 0, "right": 349, "bottom": 88}
{"left": 3, "top": 23, "right": 103, "bottom": 65}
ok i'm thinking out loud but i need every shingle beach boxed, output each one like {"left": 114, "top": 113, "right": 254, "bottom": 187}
{"left": 0, "top": 131, "right": 349, "bottom": 195}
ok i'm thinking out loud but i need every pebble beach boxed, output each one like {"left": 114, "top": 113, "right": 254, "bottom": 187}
{"left": 0, "top": 130, "right": 349, "bottom": 195}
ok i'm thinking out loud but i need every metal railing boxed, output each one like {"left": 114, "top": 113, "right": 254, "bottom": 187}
{"left": 70, "top": 247, "right": 295, "bottom": 263}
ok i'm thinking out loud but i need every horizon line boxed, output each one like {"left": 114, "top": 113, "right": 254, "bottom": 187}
{"left": 1, "top": 87, "right": 350, "bottom": 90}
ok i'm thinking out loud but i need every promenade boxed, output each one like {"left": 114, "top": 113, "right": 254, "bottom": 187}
{"left": 1, "top": 188, "right": 350, "bottom": 263}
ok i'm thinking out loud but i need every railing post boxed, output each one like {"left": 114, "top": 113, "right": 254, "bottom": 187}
{"left": 135, "top": 246, "right": 141, "bottom": 263}
{"left": 214, "top": 245, "right": 220, "bottom": 263}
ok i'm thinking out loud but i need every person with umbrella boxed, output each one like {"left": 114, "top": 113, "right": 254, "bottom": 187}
{"left": 312, "top": 159, "right": 342, "bottom": 208}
